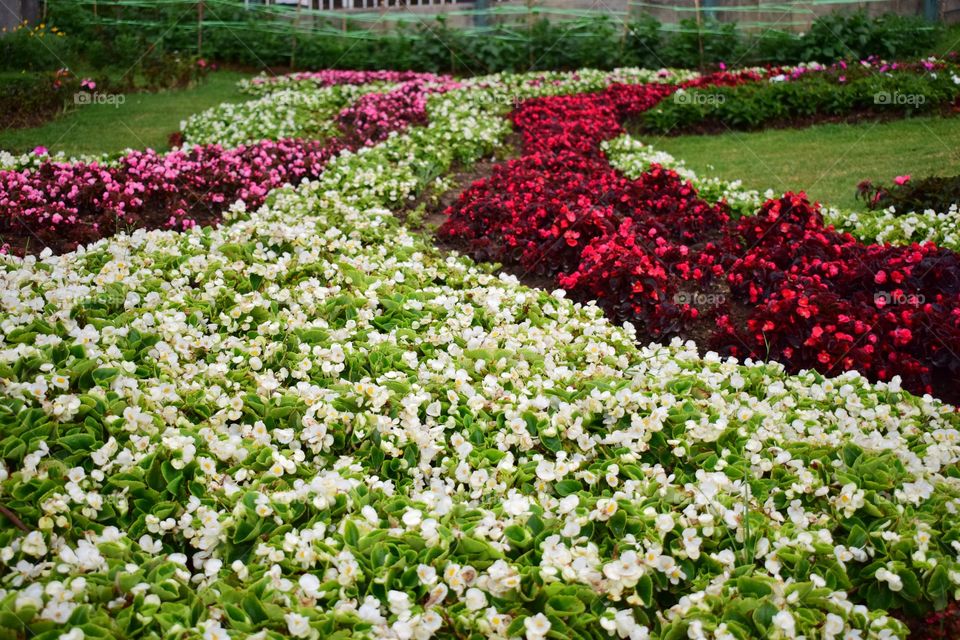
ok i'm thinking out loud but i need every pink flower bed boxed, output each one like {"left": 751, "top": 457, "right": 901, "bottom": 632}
{"left": 336, "top": 79, "right": 462, "bottom": 146}
{"left": 1, "top": 76, "right": 451, "bottom": 256}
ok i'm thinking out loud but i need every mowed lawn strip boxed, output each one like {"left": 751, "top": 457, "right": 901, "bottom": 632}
{"left": 0, "top": 70, "right": 253, "bottom": 156}
{"left": 646, "top": 115, "right": 960, "bottom": 210}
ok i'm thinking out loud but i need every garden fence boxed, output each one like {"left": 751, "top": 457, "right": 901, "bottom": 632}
{"left": 46, "top": 0, "right": 958, "bottom": 35}
{"left": 30, "top": 0, "right": 958, "bottom": 63}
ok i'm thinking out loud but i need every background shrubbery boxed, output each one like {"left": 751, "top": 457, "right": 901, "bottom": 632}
{"left": 0, "top": 2, "right": 950, "bottom": 133}
{"left": 0, "top": 70, "right": 79, "bottom": 128}
{"left": 0, "top": 23, "right": 73, "bottom": 72}
{"left": 0, "top": 18, "right": 211, "bottom": 130}
{"left": 640, "top": 62, "right": 960, "bottom": 133}
{"left": 39, "top": 2, "right": 943, "bottom": 73}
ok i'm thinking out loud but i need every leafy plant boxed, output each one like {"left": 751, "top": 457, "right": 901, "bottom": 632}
{"left": 41, "top": 1, "right": 948, "bottom": 74}
{"left": 858, "top": 174, "right": 960, "bottom": 213}
{"left": 0, "top": 70, "right": 79, "bottom": 128}
{"left": 0, "top": 22, "right": 73, "bottom": 72}
{"left": 801, "top": 10, "right": 935, "bottom": 62}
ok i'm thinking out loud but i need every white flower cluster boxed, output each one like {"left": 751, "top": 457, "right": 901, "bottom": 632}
{"left": 180, "top": 83, "right": 388, "bottom": 147}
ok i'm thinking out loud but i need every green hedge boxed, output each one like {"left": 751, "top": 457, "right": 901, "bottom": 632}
{"left": 0, "top": 71, "right": 79, "bottom": 128}
{"left": 0, "top": 25, "right": 74, "bottom": 73}
{"left": 641, "top": 65, "right": 960, "bottom": 133}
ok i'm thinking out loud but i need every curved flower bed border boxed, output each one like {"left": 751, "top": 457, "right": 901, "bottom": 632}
{"left": 1, "top": 68, "right": 685, "bottom": 257}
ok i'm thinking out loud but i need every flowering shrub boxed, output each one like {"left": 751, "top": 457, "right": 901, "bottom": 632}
{"left": 857, "top": 174, "right": 960, "bottom": 215}
{"left": 0, "top": 69, "right": 82, "bottom": 129}
{"left": 642, "top": 59, "right": 960, "bottom": 134}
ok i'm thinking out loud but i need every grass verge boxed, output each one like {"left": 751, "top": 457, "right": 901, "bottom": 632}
{"left": 646, "top": 115, "right": 960, "bottom": 210}
{"left": 0, "top": 70, "right": 252, "bottom": 156}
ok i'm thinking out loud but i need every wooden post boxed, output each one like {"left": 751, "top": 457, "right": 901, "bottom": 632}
{"left": 197, "top": 0, "right": 204, "bottom": 56}
{"left": 526, "top": 0, "right": 534, "bottom": 71}
{"left": 693, "top": 0, "right": 705, "bottom": 70}
{"left": 620, "top": 0, "right": 631, "bottom": 59}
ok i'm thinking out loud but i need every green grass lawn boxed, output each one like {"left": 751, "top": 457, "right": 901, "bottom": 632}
{"left": 933, "top": 22, "right": 960, "bottom": 57}
{"left": 0, "top": 70, "right": 252, "bottom": 156}
{"left": 646, "top": 115, "right": 960, "bottom": 210}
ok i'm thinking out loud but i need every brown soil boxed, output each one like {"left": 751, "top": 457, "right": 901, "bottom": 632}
{"left": 401, "top": 134, "right": 521, "bottom": 246}
{"left": 0, "top": 206, "right": 226, "bottom": 257}
{"left": 410, "top": 135, "right": 745, "bottom": 358}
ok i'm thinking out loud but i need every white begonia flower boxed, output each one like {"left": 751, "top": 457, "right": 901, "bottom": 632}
{"left": 401, "top": 508, "right": 422, "bottom": 528}
{"left": 655, "top": 513, "right": 674, "bottom": 534}
{"left": 823, "top": 613, "right": 844, "bottom": 639}
{"left": 875, "top": 568, "right": 904, "bottom": 592}
{"left": 771, "top": 610, "right": 796, "bottom": 638}
{"left": 524, "top": 613, "right": 552, "bottom": 639}
{"left": 417, "top": 564, "right": 437, "bottom": 585}
{"left": 299, "top": 574, "right": 321, "bottom": 598}
{"left": 464, "top": 587, "right": 487, "bottom": 610}
{"left": 358, "top": 596, "right": 385, "bottom": 624}
{"left": 387, "top": 590, "right": 412, "bottom": 615}
{"left": 202, "top": 621, "right": 229, "bottom": 640}
{"left": 595, "top": 498, "right": 618, "bottom": 521}
{"left": 284, "top": 612, "right": 311, "bottom": 638}
{"left": 502, "top": 491, "right": 531, "bottom": 517}
{"left": 21, "top": 531, "right": 47, "bottom": 558}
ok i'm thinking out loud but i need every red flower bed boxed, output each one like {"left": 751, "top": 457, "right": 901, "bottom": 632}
{"left": 441, "top": 76, "right": 960, "bottom": 402}
{"left": 718, "top": 194, "right": 960, "bottom": 392}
